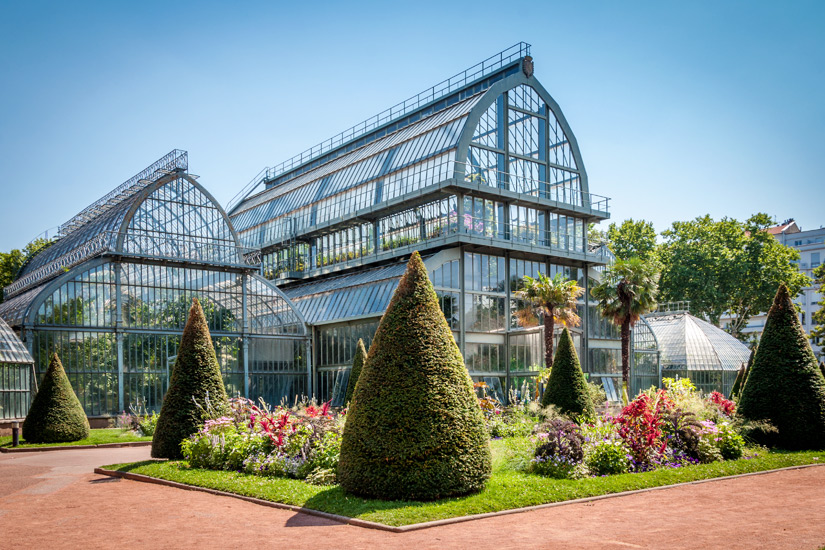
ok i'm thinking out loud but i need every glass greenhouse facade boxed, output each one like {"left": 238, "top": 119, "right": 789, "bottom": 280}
{"left": 0, "top": 151, "right": 309, "bottom": 418}
{"left": 228, "top": 43, "right": 616, "bottom": 404}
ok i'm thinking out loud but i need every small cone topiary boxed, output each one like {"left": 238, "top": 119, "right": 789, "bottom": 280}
{"left": 344, "top": 338, "right": 367, "bottom": 405}
{"left": 541, "top": 327, "right": 595, "bottom": 418}
{"left": 738, "top": 284, "right": 825, "bottom": 449}
{"left": 22, "top": 353, "right": 90, "bottom": 443}
{"left": 741, "top": 344, "right": 756, "bottom": 392}
{"left": 152, "top": 297, "right": 228, "bottom": 459}
{"left": 338, "top": 252, "right": 492, "bottom": 500}
{"left": 730, "top": 363, "right": 746, "bottom": 400}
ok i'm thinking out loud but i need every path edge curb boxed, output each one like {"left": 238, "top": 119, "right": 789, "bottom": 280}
{"left": 93, "top": 461, "right": 825, "bottom": 533}
{"left": 0, "top": 441, "right": 152, "bottom": 453}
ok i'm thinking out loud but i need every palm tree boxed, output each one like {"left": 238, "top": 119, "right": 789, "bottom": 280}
{"left": 515, "top": 272, "right": 584, "bottom": 369}
{"left": 591, "top": 258, "right": 659, "bottom": 403}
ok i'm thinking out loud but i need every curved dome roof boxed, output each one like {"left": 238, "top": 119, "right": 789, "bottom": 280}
{"left": 642, "top": 312, "right": 750, "bottom": 372}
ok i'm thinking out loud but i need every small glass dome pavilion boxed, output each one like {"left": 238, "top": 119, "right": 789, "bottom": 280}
{"left": 0, "top": 151, "right": 310, "bottom": 418}
{"left": 0, "top": 317, "right": 35, "bottom": 420}
{"left": 638, "top": 310, "right": 750, "bottom": 395}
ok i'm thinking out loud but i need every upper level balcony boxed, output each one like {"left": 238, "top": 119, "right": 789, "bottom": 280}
{"left": 247, "top": 160, "right": 610, "bottom": 255}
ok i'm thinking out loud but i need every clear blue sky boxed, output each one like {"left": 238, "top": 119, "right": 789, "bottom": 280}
{"left": 1, "top": 0, "right": 823, "bottom": 251}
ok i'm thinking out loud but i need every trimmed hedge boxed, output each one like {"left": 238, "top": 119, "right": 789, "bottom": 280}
{"left": 737, "top": 284, "right": 825, "bottom": 449}
{"left": 344, "top": 338, "right": 367, "bottom": 405}
{"left": 541, "top": 327, "right": 595, "bottom": 418}
{"left": 22, "top": 353, "right": 90, "bottom": 443}
{"left": 338, "top": 252, "right": 492, "bottom": 500}
{"left": 152, "top": 298, "right": 228, "bottom": 459}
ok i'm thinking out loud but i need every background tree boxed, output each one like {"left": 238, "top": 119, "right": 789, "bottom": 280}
{"left": 737, "top": 284, "right": 825, "bottom": 449}
{"left": 591, "top": 258, "right": 659, "bottom": 403}
{"left": 152, "top": 298, "right": 228, "bottom": 459}
{"left": 810, "top": 263, "right": 825, "bottom": 355}
{"left": 515, "top": 272, "right": 584, "bottom": 369}
{"left": 0, "top": 238, "right": 52, "bottom": 303}
{"left": 658, "top": 213, "right": 808, "bottom": 339}
{"left": 606, "top": 218, "right": 658, "bottom": 262}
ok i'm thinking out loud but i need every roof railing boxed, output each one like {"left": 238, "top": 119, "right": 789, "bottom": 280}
{"left": 227, "top": 43, "right": 531, "bottom": 213}
{"left": 57, "top": 150, "right": 188, "bottom": 237}
{"left": 648, "top": 301, "right": 692, "bottom": 316}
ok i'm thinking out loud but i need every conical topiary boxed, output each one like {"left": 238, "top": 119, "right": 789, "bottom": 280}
{"left": 338, "top": 252, "right": 492, "bottom": 500}
{"left": 541, "top": 328, "right": 595, "bottom": 418}
{"left": 152, "top": 297, "right": 228, "bottom": 459}
{"left": 344, "top": 338, "right": 367, "bottom": 405}
{"left": 738, "top": 284, "right": 825, "bottom": 449}
{"left": 22, "top": 353, "right": 90, "bottom": 443}
{"left": 740, "top": 344, "right": 756, "bottom": 392}
{"left": 730, "top": 363, "right": 746, "bottom": 400}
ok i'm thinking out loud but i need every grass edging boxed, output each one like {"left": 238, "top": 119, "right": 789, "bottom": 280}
{"left": 1, "top": 441, "right": 152, "bottom": 454}
{"left": 93, "top": 462, "right": 825, "bottom": 532}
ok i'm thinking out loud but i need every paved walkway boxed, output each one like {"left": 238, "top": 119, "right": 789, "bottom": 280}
{"left": 1, "top": 446, "right": 824, "bottom": 549}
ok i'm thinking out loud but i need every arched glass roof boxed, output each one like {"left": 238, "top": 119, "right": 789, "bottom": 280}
{"left": 643, "top": 312, "right": 750, "bottom": 372}
{"left": 5, "top": 152, "right": 250, "bottom": 300}
{"left": 230, "top": 94, "right": 483, "bottom": 249}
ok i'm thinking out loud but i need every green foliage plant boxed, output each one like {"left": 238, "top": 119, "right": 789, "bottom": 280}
{"left": 515, "top": 272, "right": 584, "bottom": 369}
{"left": 344, "top": 338, "right": 367, "bottom": 405}
{"left": 540, "top": 328, "right": 595, "bottom": 418}
{"left": 737, "top": 284, "right": 825, "bottom": 449}
{"left": 22, "top": 353, "right": 90, "bottom": 443}
{"left": 0, "top": 237, "right": 52, "bottom": 304}
{"left": 811, "top": 263, "right": 825, "bottom": 350}
{"left": 607, "top": 218, "right": 658, "bottom": 262}
{"left": 338, "top": 251, "right": 492, "bottom": 500}
{"left": 152, "top": 297, "right": 228, "bottom": 459}
{"left": 658, "top": 213, "right": 809, "bottom": 339}
{"left": 591, "top": 257, "right": 659, "bottom": 403}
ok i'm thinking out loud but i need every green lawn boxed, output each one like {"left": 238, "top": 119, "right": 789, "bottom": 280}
{"left": 1, "top": 428, "right": 152, "bottom": 448}
{"left": 103, "top": 439, "right": 824, "bottom": 527}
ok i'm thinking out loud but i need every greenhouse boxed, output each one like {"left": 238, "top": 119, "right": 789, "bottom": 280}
{"left": 227, "top": 43, "right": 617, "bottom": 404}
{"left": 0, "top": 150, "right": 309, "bottom": 419}
{"left": 0, "top": 317, "right": 35, "bottom": 420}
{"left": 639, "top": 310, "right": 750, "bottom": 395}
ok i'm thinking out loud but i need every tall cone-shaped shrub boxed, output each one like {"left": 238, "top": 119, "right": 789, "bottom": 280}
{"left": 344, "top": 338, "right": 367, "bottom": 405}
{"left": 738, "top": 284, "right": 825, "bottom": 449}
{"left": 730, "top": 363, "right": 746, "bottom": 400}
{"left": 541, "top": 328, "right": 595, "bottom": 418}
{"left": 22, "top": 353, "right": 89, "bottom": 443}
{"left": 338, "top": 252, "right": 491, "bottom": 500}
{"left": 152, "top": 298, "right": 228, "bottom": 459}
{"left": 741, "top": 344, "right": 756, "bottom": 392}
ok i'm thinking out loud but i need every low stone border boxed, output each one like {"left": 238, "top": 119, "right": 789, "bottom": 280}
{"left": 94, "top": 462, "right": 825, "bottom": 533}
{"left": 0, "top": 441, "right": 152, "bottom": 454}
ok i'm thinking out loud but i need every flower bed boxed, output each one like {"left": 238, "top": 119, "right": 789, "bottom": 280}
{"left": 479, "top": 378, "right": 757, "bottom": 480}
{"left": 180, "top": 397, "right": 344, "bottom": 485}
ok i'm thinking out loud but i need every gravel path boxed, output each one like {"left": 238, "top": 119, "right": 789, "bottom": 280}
{"left": 1, "top": 446, "right": 824, "bottom": 549}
